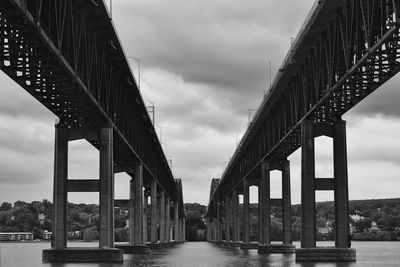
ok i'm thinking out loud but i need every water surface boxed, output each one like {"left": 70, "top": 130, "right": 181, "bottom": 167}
{"left": 1, "top": 241, "right": 399, "bottom": 266}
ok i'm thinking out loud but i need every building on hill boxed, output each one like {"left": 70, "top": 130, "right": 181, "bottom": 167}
{"left": 43, "top": 230, "right": 52, "bottom": 240}
{"left": 0, "top": 232, "right": 33, "bottom": 241}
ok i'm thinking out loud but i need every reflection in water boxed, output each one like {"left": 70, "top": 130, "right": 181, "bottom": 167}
{"left": 1, "top": 241, "right": 400, "bottom": 266}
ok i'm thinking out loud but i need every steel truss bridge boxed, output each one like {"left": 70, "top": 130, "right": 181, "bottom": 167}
{"left": 207, "top": 0, "right": 400, "bottom": 261}
{"left": 0, "top": 0, "right": 185, "bottom": 262}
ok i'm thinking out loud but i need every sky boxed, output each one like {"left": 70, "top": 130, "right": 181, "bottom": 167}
{"left": 1, "top": 0, "right": 400, "bottom": 206}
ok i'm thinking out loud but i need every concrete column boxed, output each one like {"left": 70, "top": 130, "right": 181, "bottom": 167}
{"left": 282, "top": 159, "right": 292, "bottom": 245}
{"left": 232, "top": 190, "right": 239, "bottom": 242}
{"left": 151, "top": 180, "right": 158, "bottom": 243}
{"left": 217, "top": 202, "right": 222, "bottom": 241}
{"left": 166, "top": 197, "right": 171, "bottom": 242}
{"left": 225, "top": 197, "right": 231, "bottom": 241}
{"left": 174, "top": 201, "right": 179, "bottom": 241}
{"left": 301, "top": 120, "right": 316, "bottom": 248}
{"left": 333, "top": 120, "right": 350, "bottom": 248}
{"left": 133, "top": 164, "right": 144, "bottom": 245}
{"left": 183, "top": 219, "right": 186, "bottom": 241}
{"left": 178, "top": 218, "right": 182, "bottom": 242}
{"left": 213, "top": 220, "right": 217, "bottom": 241}
{"left": 143, "top": 193, "right": 148, "bottom": 243}
{"left": 160, "top": 191, "right": 166, "bottom": 243}
{"left": 52, "top": 125, "right": 68, "bottom": 249}
{"left": 129, "top": 179, "right": 135, "bottom": 244}
{"left": 206, "top": 218, "right": 211, "bottom": 241}
{"left": 99, "top": 126, "right": 114, "bottom": 249}
{"left": 243, "top": 179, "right": 250, "bottom": 243}
{"left": 259, "top": 160, "right": 270, "bottom": 244}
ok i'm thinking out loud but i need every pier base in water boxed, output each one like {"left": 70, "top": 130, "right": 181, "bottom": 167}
{"left": 295, "top": 247, "right": 356, "bottom": 262}
{"left": 42, "top": 248, "right": 123, "bottom": 263}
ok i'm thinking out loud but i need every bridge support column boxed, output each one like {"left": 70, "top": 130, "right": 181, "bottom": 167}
{"left": 334, "top": 120, "right": 350, "bottom": 248}
{"left": 232, "top": 190, "right": 240, "bottom": 245}
{"left": 52, "top": 125, "right": 68, "bottom": 250}
{"left": 282, "top": 160, "right": 292, "bottom": 245}
{"left": 166, "top": 197, "right": 171, "bottom": 243}
{"left": 216, "top": 202, "right": 222, "bottom": 242}
{"left": 301, "top": 119, "right": 316, "bottom": 248}
{"left": 241, "top": 179, "right": 250, "bottom": 248}
{"left": 206, "top": 218, "right": 211, "bottom": 241}
{"left": 258, "top": 159, "right": 295, "bottom": 254}
{"left": 183, "top": 219, "right": 186, "bottom": 241}
{"left": 225, "top": 197, "right": 231, "bottom": 243}
{"left": 143, "top": 190, "right": 149, "bottom": 243}
{"left": 43, "top": 125, "right": 123, "bottom": 263}
{"left": 160, "top": 191, "right": 166, "bottom": 243}
{"left": 259, "top": 160, "right": 270, "bottom": 245}
{"left": 99, "top": 126, "right": 115, "bottom": 249}
{"left": 133, "top": 164, "right": 144, "bottom": 246}
{"left": 151, "top": 180, "right": 158, "bottom": 243}
{"left": 174, "top": 201, "right": 180, "bottom": 242}
{"left": 296, "top": 119, "right": 355, "bottom": 262}
{"left": 116, "top": 164, "right": 149, "bottom": 254}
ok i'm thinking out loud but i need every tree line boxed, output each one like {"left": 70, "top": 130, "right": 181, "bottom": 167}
{"left": 1, "top": 198, "right": 400, "bottom": 242}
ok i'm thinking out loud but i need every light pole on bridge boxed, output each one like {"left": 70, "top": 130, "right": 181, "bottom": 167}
{"left": 269, "top": 58, "right": 278, "bottom": 89}
{"left": 128, "top": 56, "right": 141, "bottom": 90}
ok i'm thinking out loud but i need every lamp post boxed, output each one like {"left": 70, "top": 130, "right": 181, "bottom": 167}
{"left": 248, "top": 108, "right": 256, "bottom": 126}
{"left": 269, "top": 58, "right": 278, "bottom": 89}
{"left": 128, "top": 56, "right": 141, "bottom": 90}
{"left": 162, "top": 142, "right": 168, "bottom": 157}
{"left": 155, "top": 125, "right": 163, "bottom": 144}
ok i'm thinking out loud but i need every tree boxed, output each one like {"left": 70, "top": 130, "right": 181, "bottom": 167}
{"left": 83, "top": 226, "right": 98, "bottom": 241}
{"left": 354, "top": 218, "right": 372, "bottom": 233}
{"left": 0, "top": 202, "right": 12, "bottom": 211}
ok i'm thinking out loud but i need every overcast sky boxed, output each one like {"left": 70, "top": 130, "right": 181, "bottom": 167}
{"left": 1, "top": 0, "right": 400, "bottom": 206}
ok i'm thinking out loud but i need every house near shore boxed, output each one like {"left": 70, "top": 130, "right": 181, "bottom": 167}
{"left": 0, "top": 232, "right": 33, "bottom": 241}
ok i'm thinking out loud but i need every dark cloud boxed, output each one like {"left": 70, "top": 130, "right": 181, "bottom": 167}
{"left": 2, "top": 0, "right": 400, "bottom": 205}
{"left": 350, "top": 74, "right": 400, "bottom": 118}
{"left": 0, "top": 75, "right": 54, "bottom": 121}
{"left": 113, "top": 0, "right": 314, "bottom": 102}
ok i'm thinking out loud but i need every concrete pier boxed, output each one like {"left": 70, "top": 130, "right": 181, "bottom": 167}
{"left": 259, "top": 160, "right": 270, "bottom": 245}
{"left": 225, "top": 197, "right": 231, "bottom": 242}
{"left": 166, "top": 197, "right": 171, "bottom": 242}
{"left": 174, "top": 201, "right": 180, "bottom": 242}
{"left": 217, "top": 202, "right": 222, "bottom": 242}
{"left": 160, "top": 191, "right": 166, "bottom": 243}
{"left": 258, "top": 159, "right": 295, "bottom": 254}
{"left": 243, "top": 179, "right": 250, "bottom": 244}
{"left": 232, "top": 190, "right": 239, "bottom": 242}
{"left": 151, "top": 180, "right": 158, "bottom": 243}
{"left": 296, "top": 119, "right": 355, "bottom": 262}
{"left": 282, "top": 160, "right": 292, "bottom": 245}
{"left": 43, "top": 125, "right": 123, "bottom": 262}
{"left": 52, "top": 125, "right": 68, "bottom": 249}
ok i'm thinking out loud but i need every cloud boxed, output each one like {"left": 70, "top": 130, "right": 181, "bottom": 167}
{"left": 2, "top": 0, "right": 400, "bottom": 206}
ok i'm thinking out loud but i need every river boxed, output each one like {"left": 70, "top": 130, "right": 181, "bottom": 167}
{"left": 1, "top": 241, "right": 400, "bottom": 266}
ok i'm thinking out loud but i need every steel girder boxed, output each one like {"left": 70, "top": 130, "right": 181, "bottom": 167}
{"left": 0, "top": 0, "right": 176, "bottom": 198}
{"left": 209, "top": 0, "right": 400, "bottom": 214}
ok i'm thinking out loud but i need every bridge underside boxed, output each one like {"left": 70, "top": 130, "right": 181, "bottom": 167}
{"left": 0, "top": 0, "right": 185, "bottom": 262}
{"left": 207, "top": 0, "right": 400, "bottom": 262}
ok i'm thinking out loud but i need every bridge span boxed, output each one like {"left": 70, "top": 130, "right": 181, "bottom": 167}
{"left": 207, "top": 0, "right": 400, "bottom": 262}
{"left": 0, "top": 0, "right": 185, "bottom": 262}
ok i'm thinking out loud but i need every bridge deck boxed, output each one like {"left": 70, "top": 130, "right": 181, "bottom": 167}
{"left": 209, "top": 0, "right": 400, "bottom": 208}
{"left": 0, "top": 0, "right": 176, "bottom": 197}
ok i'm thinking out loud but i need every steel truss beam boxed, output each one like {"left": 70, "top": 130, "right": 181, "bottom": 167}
{"left": 209, "top": 0, "right": 400, "bottom": 212}
{"left": 0, "top": 0, "right": 177, "bottom": 198}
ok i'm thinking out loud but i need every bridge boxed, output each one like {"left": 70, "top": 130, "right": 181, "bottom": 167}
{"left": 206, "top": 0, "right": 400, "bottom": 262}
{"left": 0, "top": 0, "right": 185, "bottom": 262}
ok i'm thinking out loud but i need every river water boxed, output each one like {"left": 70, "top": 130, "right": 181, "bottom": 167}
{"left": 1, "top": 241, "right": 400, "bottom": 267}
